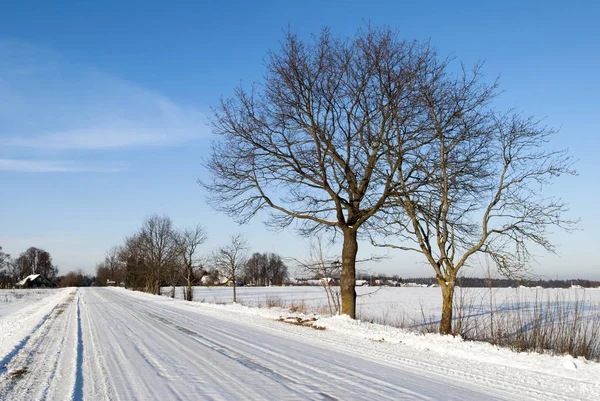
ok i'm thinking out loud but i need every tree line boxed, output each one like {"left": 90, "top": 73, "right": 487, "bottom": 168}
{"left": 406, "top": 276, "right": 600, "bottom": 289}
{"left": 95, "top": 215, "right": 289, "bottom": 301}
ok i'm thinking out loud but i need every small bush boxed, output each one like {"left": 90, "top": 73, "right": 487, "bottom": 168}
{"left": 289, "top": 300, "right": 308, "bottom": 314}
{"left": 265, "top": 296, "right": 285, "bottom": 308}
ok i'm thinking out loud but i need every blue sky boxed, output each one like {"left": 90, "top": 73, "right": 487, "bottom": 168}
{"left": 0, "top": 0, "right": 598, "bottom": 279}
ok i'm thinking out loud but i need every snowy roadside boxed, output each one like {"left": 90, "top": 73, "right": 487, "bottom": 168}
{"left": 0, "top": 288, "right": 76, "bottom": 370}
{"left": 115, "top": 287, "right": 600, "bottom": 398}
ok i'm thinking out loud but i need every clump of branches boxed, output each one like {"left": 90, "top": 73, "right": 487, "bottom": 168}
{"left": 295, "top": 237, "right": 342, "bottom": 315}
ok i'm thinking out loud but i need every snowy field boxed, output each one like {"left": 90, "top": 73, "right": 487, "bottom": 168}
{"left": 165, "top": 285, "right": 600, "bottom": 326}
{"left": 0, "top": 289, "right": 64, "bottom": 317}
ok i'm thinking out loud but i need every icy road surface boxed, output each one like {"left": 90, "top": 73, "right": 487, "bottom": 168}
{"left": 0, "top": 287, "right": 597, "bottom": 400}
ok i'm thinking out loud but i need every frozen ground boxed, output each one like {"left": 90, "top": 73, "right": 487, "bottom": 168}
{"left": 165, "top": 285, "right": 600, "bottom": 326}
{"left": 0, "top": 289, "right": 67, "bottom": 317}
{"left": 1, "top": 287, "right": 598, "bottom": 400}
{"left": 0, "top": 288, "right": 76, "bottom": 375}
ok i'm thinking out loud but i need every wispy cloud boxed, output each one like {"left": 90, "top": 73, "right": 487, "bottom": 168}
{"left": 0, "top": 159, "right": 122, "bottom": 173}
{"left": 0, "top": 40, "right": 208, "bottom": 151}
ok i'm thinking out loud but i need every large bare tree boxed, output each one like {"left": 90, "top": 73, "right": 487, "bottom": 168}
{"left": 203, "top": 27, "right": 437, "bottom": 317}
{"left": 371, "top": 60, "right": 576, "bottom": 334}
{"left": 213, "top": 233, "right": 249, "bottom": 303}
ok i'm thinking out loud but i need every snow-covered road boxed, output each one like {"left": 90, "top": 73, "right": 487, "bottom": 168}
{"left": 1, "top": 287, "right": 597, "bottom": 400}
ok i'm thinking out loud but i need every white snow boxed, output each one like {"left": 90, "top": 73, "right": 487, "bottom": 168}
{"left": 165, "top": 285, "right": 600, "bottom": 325}
{"left": 15, "top": 274, "right": 41, "bottom": 286}
{"left": 0, "top": 287, "right": 598, "bottom": 400}
{"left": 0, "top": 288, "right": 75, "bottom": 373}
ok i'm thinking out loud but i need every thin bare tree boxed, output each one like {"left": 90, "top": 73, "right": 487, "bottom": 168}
{"left": 202, "top": 26, "right": 438, "bottom": 318}
{"left": 371, "top": 59, "right": 576, "bottom": 334}
{"left": 174, "top": 225, "right": 208, "bottom": 301}
{"left": 295, "top": 237, "right": 342, "bottom": 315}
{"left": 213, "top": 234, "right": 249, "bottom": 303}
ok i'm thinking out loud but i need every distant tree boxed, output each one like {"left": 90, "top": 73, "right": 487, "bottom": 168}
{"left": 104, "top": 246, "right": 124, "bottom": 283}
{"left": 95, "top": 246, "right": 126, "bottom": 287}
{"left": 243, "top": 252, "right": 266, "bottom": 286}
{"left": 213, "top": 234, "right": 249, "bottom": 303}
{"left": 244, "top": 252, "right": 288, "bottom": 286}
{"left": 138, "top": 215, "right": 179, "bottom": 294}
{"left": 174, "top": 225, "right": 208, "bottom": 301}
{"left": 60, "top": 272, "right": 80, "bottom": 287}
{"left": 15, "top": 247, "right": 58, "bottom": 281}
{"left": 59, "top": 269, "right": 94, "bottom": 287}
{"left": 371, "top": 59, "right": 576, "bottom": 334}
{"left": 0, "top": 247, "right": 14, "bottom": 287}
{"left": 0, "top": 247, "right": 7, "bottom": 268}
{"left": 119, "top": 234, "right": 147, "bottom": 290}
{"left": 203, "top": 27, "right": 440, "bottom": 318}
{"left": 95, "top": 262, "right": 108, "bottom": 286}
{"left": 267, "top": 253, "right": 289, "bottom": 286}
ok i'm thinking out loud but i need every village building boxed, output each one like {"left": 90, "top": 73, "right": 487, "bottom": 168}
{"left": 16, "top": 274, "right": 55, "bottom": 288}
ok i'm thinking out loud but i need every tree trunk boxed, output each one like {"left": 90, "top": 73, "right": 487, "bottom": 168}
{"left": 232, "top": 281, "right": 237, "bottom": 303}
{"left": 340, "top": 228, "right": 358, "bottom": 318}
{"left": 186, "top": 280, "right": 193, "bottom": 301}
{"left": 439, "top": 282, "right": 455, "bottom": 335}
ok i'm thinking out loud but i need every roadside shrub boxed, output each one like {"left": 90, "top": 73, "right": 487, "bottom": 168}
{"left": 452, "top": 290, "right": 600, "bottom": 361}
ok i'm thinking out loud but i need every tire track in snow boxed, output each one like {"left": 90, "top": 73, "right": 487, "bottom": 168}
{"left": 73, "top": 296, "right": 84, "bottom": 400}
{"left": 81, "top": 288, "right": 342, "bottom": 400}
{"left": 142, "top": 310, "right": 342, "bottom": 401}
{"left": 116, "top": 294, "right": 484, "bottom": 400}
{"left": 134, "top": 300, "right": 468, "bottom": 400}
{"left": 108, "top": 296, "right": 281, "bottom": 400}
{"left": 135, "top": 294, "right": 587, "bottom": 401}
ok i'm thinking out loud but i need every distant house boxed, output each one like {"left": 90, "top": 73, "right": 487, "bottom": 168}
{"left": 16, "top": 274, "right": 55, "bottom": 288}
{"left": 306, "top": 278, "right": 335, "bottom": 286}
{"left": 355, "top": 280, "right": 369, "bottom": 286}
